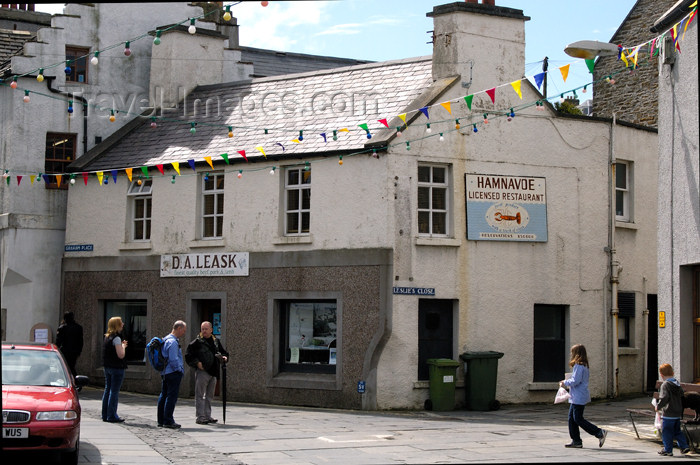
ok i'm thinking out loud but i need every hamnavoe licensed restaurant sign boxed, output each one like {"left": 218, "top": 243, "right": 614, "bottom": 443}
{"left": 465, "top": 174, "right": 548, "bottom": 242}
{"left": 160, "top": 253, "right": 249, "bottom": 277}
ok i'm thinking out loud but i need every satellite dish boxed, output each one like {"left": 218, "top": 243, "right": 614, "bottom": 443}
{"left": 564, "top": 40, "right": 619, "bottom": 59}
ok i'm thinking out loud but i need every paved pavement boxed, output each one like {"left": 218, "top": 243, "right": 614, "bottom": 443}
{"left": 38, "top": 387, "right": 700, "bottom": 463}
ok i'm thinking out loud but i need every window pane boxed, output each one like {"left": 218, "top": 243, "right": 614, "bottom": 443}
{"left": 204, "top": 195, "right": 215, "bottom": 215}
{"left": 432, "top": 167, "right": 446, "bottom": 184}
{"left": 616, "top": 164, "right": 627, "bottom": 189}
{"left": 283, "top": 301, "right": 337, "bottom": 373}
{"left": 418, "top": 187, "right": 429, "bottom": 209}
{"left": 203, "top": 217, "right": 214, "bottom": 237}
{"left": 134, "top": 221, "right": 144, "bottom": 240}
{"left": 287, "top": 190, "right": 299, "bottom": 210}
{"left": 287, "top": 213, "right": 299, "bottom": 234}
{"left": 288, "top": 170, "right": 299, "bottom": 186}
{"left": 301, "top": 189, "right": 311, "bottom": 209}
{"left": 135, "top": 199, "right": 144, "bottom": 218}
{"left": 301, "top": 212, "right": 310, "bottom": 232}
{"left": 418, "top": 166, "right": 431, "bottom": 183}
{"left": 616, "top": 191, "right": 625, "bottom": 217}
{"left": 145, "top": 199, "right": 152, "bottom": 217}
{"left": 302, "top": 170, "right": 311, "bottom": 184}
{"left": 216, "top": 193, "right": 224, "bottom": 215}
{"left": 432, "top": 188, "right": 446, "bottom": 210}
{"left": 216, "top": 218, "right": 223, "bottom": 237}
{"left": 418, "top": 212, "right": 430, "bottom": 234}
{"left": 216, "top": 176, "right": 225, "bottom": 190}
{"left": 432, "top": 213, "right": 446, "bottom": 234}
{"left": 104, "top": 301, "right": 147, "bottom": 364}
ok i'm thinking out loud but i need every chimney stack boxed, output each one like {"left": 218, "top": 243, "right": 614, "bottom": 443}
{"left": 428, "top": 3, "right": 529, "bottom": 93}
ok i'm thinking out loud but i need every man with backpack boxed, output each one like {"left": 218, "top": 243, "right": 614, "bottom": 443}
{"left": 157, "top": 320, "right": 187, "bottom": 429}
{"left": 185, "top": 321, "right": 229, "bottom": 425}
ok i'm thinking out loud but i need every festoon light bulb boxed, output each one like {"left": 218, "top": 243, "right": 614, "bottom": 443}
{"left": 188, "top": 19, "right": 196, "bottom": 34}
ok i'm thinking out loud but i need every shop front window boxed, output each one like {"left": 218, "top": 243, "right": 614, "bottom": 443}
{"left": 280, "top": 300, "right": 336, "bottom": 374}
{"left": 104, "top": 300, "right": 147, "bottom": 365}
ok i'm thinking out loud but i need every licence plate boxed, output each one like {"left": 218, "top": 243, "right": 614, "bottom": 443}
{"left": 2, "top": 427, "right": 29, "bottom": 438}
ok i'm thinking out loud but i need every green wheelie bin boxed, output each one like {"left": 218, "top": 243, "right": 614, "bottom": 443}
{"left": 425, "top": 358, "right": 459, "bottom": 411}
{"left": 460, "top": 351, "right": 504, "bottom": 411}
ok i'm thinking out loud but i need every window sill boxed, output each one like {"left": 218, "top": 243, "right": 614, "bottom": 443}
{"left": 119, "top": 241, "right": 152, "bottom": 251}
{"left": 188, "top": 239, "right": 226, "bottom": 248}
{"left": 528, "top": 382, "right": 559, "bottom": 391}
{"left": 615, "top": 221, "right": 638, "bottom": 230}
{"left": 268, "top": 371, "right": 340, "bottom": 390}
{"left": 273, "top": 235, "right": 313, "bottom": 245}
{"left": 618, "top": 347, "right": 641, "bottom": 356}
{"left": 415, "top": 237, "right": 461, "bottom": 247}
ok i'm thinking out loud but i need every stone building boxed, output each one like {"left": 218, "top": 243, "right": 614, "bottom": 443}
{"left": 62, "top": 2, "right": 658, "bottom": 409}
{"left": 593, "top": 0, "right": 677, "bottom": 127}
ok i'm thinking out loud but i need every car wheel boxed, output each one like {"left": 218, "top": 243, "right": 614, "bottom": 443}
{"left": 61, "top": 439, "right": 79, "bottom": 465}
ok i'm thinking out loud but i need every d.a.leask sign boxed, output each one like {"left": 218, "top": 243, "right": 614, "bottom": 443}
{"left": 160, "top": 253, "right": 249, "bottom": 277}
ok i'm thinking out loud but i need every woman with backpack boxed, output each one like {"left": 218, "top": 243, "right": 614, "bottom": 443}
{"left": 102, "top": 316, "right": 128, "bottom": 423}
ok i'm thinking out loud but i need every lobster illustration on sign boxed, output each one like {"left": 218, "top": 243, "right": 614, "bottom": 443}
{"left": 494, "top": 211, "right": 521, "bottom": 224}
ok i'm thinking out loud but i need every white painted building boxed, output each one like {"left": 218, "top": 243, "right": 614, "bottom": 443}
{"left": 59, "top": 2, "right": 659, "bottom": 409}
{"left": 654, "top": 0, "right": 699, "bottom": 383}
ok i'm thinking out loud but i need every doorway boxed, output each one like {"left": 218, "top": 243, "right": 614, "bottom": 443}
{"left": 185, "top": 294, "right": 226, "bottom": 396}
{"left": 646, "top": 294, "right": 658, "bottom": 392}
{"left": 418, "top": 299, "right": 454, "bottom": 381}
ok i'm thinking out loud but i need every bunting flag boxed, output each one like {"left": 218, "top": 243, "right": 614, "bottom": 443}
{"left": 533, "top": 73, "right": 545, "bottom": 90}
{"left": 255, "top": 146, "right": 266, "bottom": 157}
{"left": 56, "top": 174, "right": 62, "bottom": 187}
{"left": 440, "top": 102, "right": 451, "bottom": 114}
{"left": 398, "top": 114, "right": 407, "bottom": 124}
{"left": 338, "top": 128, "right": 349, "bottom": 133}
{"left": 650, "top": 38, "right": 656, "bottom": 58}
{"left": 559, "top": 64, "right": 570, "bottom": 82}
{"left": 291, "top": 139, "right": 300, "bottom": 143}
{"left": 510, "top": 80, "right": 522, "bottom": 99}
{"left": 172, "top": 162, "right": 180, "bottom": 175}
{"left": 632, "top": 45, "right": 641, "bottom": 68}
{"left": 42, "top": 174, "right": 50, "bottom": 184}
{"left": 17, "top": 175, "right": 22, "bottom": 186}
{"left": 111, "top": 170, "right": 118, "bottom": 182}
{"left": 30, "top": 175, "right": 36, "bottom": 184}
{"left": 84, "top": 171, "right": 91, "bottom": 185}
{"left": 204, "top": 156, "right": 213, "bottom": 169}
{"left": 485, "top": 88, "right": 496, "bottom": 104}
{"left": 237, "top": 150, "right": 248, "bottom": 161}
{"left": 585, "top": 59, "right": 595, "bottom": 74}
{"left": 358, "top": 123, "right": 369, "bottom": 132}
{"left": 464, "top": 94, "right": 473, "bottom": 110}
{"left": 419, "top": 107, "right": 429, "bottom": 119}
{"left": 378, "top": 118, "right": 389, "bottom": 127}
{"left": 125, "top": 168, "right": 133, "bottom": 182}
{"left": 188, "top": 159, "right": 196, "bottom": 171}
{"left": 275, "top": 142, "right": 285, "bottom": 151}
{"left": 140, "top": 166, "right": 149, "bottom": 178}
{"left": 620, "top": 52, "right": 629, "bottom": 67}
{"left": 96, "top": 172, "right": 104, "bottom": 185}
{"left": 320, "top": 133, "right": 327, "bottom": 142}
{"left": 156, "top": 165, "right": 164, "bottom": 175}
{"left": 220, "top": 153, "right": 230, "bottom": 164}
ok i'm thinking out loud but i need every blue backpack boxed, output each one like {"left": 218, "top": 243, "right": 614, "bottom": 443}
{"left": 146, "top": 337, "right": 166, "bottom": 371}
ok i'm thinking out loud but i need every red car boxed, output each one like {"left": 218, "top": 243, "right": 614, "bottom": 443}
{"left": 2, "top": 342, "right": 89, "bottom": 464}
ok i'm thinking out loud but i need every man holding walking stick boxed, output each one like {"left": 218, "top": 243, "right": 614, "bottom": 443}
{"left": 185, "top": 321, "right": 228, "bottom": 425}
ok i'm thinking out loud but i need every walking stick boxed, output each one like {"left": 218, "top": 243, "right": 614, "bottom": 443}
{"left": 221, "top": 358, "right": 227, "bottom": 424}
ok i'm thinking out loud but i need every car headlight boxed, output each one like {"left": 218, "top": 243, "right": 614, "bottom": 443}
{"left": 36, "top": 411, "right": 78, "bottom": 421}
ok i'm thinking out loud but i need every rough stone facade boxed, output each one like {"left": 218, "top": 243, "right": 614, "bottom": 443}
{"left": 593, "top": 0, "right": 677, "bottom": 128}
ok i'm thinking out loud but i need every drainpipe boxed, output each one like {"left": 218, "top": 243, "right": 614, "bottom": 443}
{"left": 643, "top": 276, "right": 649, "bottom": 392}
{"left": 46, "top": 77, "right": 89, "bottom": 156}
{"left": 610, "top": 113, "right": 619, "bottom": 398}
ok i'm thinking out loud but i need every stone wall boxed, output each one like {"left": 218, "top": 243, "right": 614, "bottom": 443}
{"left": 593, "top": 0, "right": 677, "bottom": 128}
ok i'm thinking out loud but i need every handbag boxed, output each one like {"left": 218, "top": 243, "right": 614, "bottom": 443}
{"left": 554, "top": 386, "right": 571, "bottom": 404}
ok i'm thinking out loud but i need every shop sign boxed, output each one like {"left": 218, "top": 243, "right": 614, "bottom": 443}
{"left": 160, "top": 252, "right": 249, "bottom": 277}
{"left": 465, "top": 174, "right": 548, "bottom": 242}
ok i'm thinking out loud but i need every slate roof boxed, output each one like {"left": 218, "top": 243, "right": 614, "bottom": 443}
{"left": 73, "top": 56, "right": 446, "bottom": 172}
{"left": 0, "top": 28, "right": 36, "bottom": 75}
{"left": 239, "top": 46, "right": 371, "bottom": 78}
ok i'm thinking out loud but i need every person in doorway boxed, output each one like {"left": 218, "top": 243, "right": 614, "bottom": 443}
{"left": 102, "top": 316, "right": 128, "bottom": 423}
{"left": 56, "top": 311, "right": 83, "bottom": 376}
{"left": 559, "top": 344, "right": 607, "bottom": 449}
{"left": 185, "top": 321, "right": 229, "bottom": 425}
{"left": 656, "top": 363, "right": 691, "bottom": 456}
{"left": 157, "top": 320, "right": 187, "bottom": 429}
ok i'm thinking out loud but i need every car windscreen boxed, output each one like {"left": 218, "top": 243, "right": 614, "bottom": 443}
{"left": 1, "top": 349, "right": 69, "bottom": 387}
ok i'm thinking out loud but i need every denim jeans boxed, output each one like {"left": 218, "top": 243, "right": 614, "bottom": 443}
{"left": 661, "top": 417, "right": 689, "bottom": 453}
{"left": 102, "top": 366, "right": 125, "bottom": 421}
{"left": 158, "top": 371, "right": 183, "bottom": 426}
{"left": 568, "top": 403, "right": 603, "bottom": 443}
